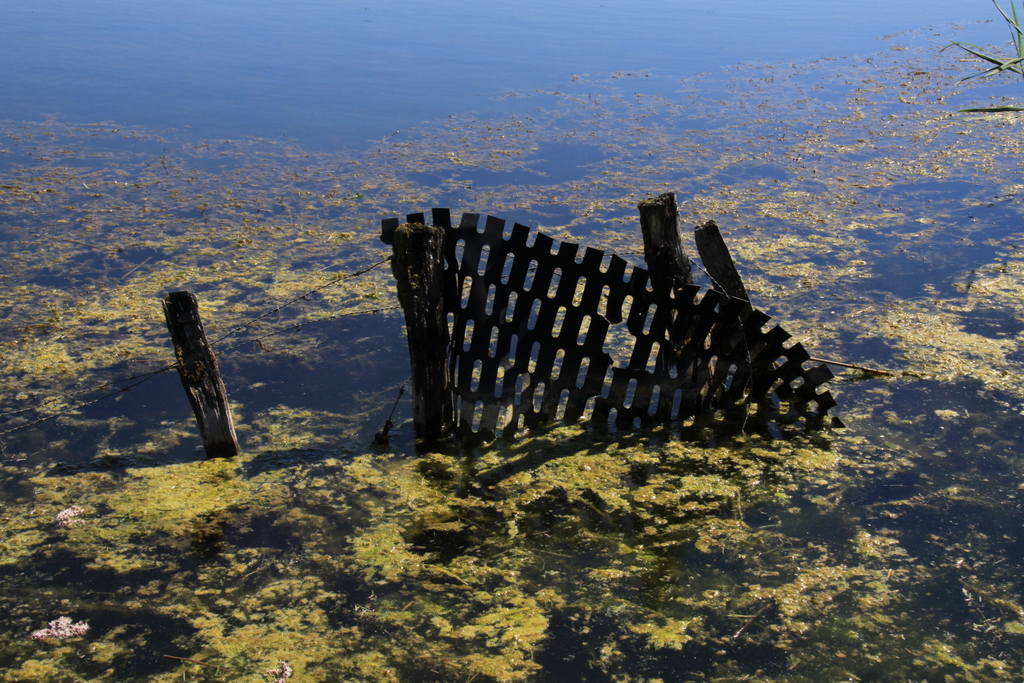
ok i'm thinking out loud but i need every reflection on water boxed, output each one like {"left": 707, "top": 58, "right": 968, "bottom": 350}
{"left": 3, "top": 26, "right": 1024, "bottom": 683}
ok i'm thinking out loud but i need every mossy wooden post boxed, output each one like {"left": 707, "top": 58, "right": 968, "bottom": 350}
{"left": 163, "top": 291, "right": 240, "bottom": 458}
{"left": 638, "top": 192, "right": 694, "bottom": 293}
{"left": 391, "top": 222, "right": 453, "bottom": 442}
{"left": 694, "top": 219, "right": 752, "bottom": 315}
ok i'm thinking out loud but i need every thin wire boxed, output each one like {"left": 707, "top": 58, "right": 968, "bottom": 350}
{"left": 0, "top": 305, "right": 400, "bottom": 437}
{"left": 215, "top": 305, "right": 400, "bottom": 356}
{"left": 0, "top": 252, "right": 398, "bottom": 438}
{"left": 0, "top": 367, "right": 174, "bottom": 438}
{"left": 210, "top": 255, "right": 392, "bottom": 345}
{"left": 0, "top": 365, "right": 176, "bottom": 421}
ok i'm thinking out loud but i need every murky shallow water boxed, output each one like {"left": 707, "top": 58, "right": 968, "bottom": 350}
{"left": 3, "top": 28, "right": 1024, "bottom": 683}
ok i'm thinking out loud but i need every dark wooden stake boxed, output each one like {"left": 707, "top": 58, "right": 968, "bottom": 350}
{"left": 163, "top": 291, "right": 240, "bottom": 458}
{"left": 637, "top": 192, "right": 693, "bottom": 292}
{"left": 694, "top": 219, "right": 751, "bottom": 314}
{"left": 391, "top": 222, "right": 453, "bottom": 441}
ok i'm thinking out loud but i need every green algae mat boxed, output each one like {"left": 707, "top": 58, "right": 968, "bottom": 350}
{"left": 3, "top": 35, "right": 1024, "bottom": 682}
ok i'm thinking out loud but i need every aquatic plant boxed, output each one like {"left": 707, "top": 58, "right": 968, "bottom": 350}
{"left": 952, "top": 1, "right": 1024, "bottom": 81}
{"left": 951, "top": 0, "right": 1024, "bottom": 111}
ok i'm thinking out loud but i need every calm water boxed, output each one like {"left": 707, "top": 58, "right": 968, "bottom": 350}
{"left": 5, "top": 1, "right": 1024, "bottom": 681}
{"left": 0, "top": 0, "right": 997, "bottom": 150}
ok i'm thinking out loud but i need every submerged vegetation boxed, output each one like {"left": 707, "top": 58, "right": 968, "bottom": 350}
{"left": 2, "top": 30, "right": 1024, "bottom": 682}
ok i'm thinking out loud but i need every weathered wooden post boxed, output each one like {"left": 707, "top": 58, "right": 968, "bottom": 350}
{"left": 637, "top": 192, "right": 694, "bottom": 292}
{"left": 693, "top": 219, "right": 766, "bottom": 411}
{"left": 694, "top": 219, "right": 752, "bottom": 314}
{"left": 390, "top": 222, "right": 454, "bottom": 442}
{"left": 163, "top": 291, "right": 240, "bottom": 458}
{"left": 638, "top": 192, "right": 695, "bottom": 370}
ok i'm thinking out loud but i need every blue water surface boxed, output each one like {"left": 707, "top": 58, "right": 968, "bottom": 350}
{"left": 0, "top": 0, "right": 999, "bottom": 150}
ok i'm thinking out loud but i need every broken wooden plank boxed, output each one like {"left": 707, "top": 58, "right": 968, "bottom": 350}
{"left": 694, "top": 219, "right": 751, "bottom": 313}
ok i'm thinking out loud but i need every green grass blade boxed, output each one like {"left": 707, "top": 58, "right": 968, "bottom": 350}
{"left": 992, "top": 0, "right": 1024, "bottom": 58}
{"left": 992, "top": 0, "right": 1021, "bottom": 33}
{"left": 957, "top": 105, "right": 1024, "bottom": 111}
{"left": 951, "top": 2, "right": 1024, "bottom": 84}
{"left": 951, "top": 41, "right": 1009, "bottom": 66}
{"left": 1010, "top": 1, "right": 1024, "bottom": 56}
{"left": 995, "top": 55, "right": 1024, "bottom": 70}
{"left": 962, "top": 67, "right": 1008, "bottom": 82}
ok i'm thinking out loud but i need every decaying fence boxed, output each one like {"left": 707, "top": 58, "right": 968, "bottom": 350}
{"left": 382, "top": 197, "right": 837, "bottom": 443}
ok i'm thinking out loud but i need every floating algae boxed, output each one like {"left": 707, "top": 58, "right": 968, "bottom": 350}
{"left": 3, "top": 29, "right": 1024, "bottom": 682}
{"left": 2, "top": 412, "right": 1023, "bottom": 681}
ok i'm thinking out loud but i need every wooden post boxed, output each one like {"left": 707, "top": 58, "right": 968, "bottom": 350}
{"left": 163, "top": 291, "right": 240, "bottom": 458}
{"left": 637, "top": 192, "right": 693, "bottom": 292}
{"left": 694, "top": 219, "right": 751, "bottom": 314}
{"left": 391, "top": 222, "right": 453, "bottom": 441}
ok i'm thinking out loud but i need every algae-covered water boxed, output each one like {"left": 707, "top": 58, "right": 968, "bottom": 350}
{"left": 3, "top": 30, "right": 1024, "bottom": 682}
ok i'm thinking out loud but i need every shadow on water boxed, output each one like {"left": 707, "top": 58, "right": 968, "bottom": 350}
{"left": 4, "top": 314, "right": 414, "bottom": 474}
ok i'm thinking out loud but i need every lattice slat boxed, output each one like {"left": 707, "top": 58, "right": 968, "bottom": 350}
{"left": 384, "top": 211, "right": 837, "bottom": 441}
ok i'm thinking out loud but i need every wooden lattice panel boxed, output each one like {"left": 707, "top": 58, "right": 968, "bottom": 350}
{"left": 383, "top": 210, "right": 837, "bottom": 441}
